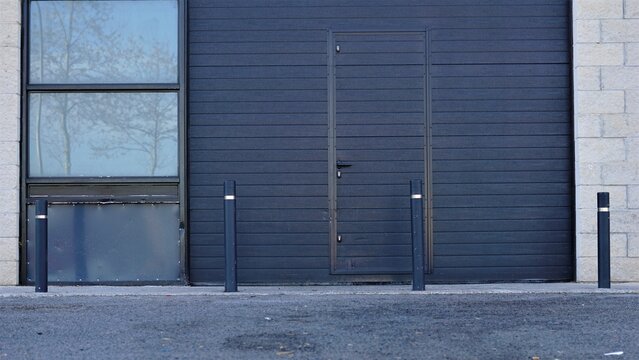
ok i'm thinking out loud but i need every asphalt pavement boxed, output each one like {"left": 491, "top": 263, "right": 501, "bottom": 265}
{"left": 0, "top": 286, "right": 638, "bottom": 359}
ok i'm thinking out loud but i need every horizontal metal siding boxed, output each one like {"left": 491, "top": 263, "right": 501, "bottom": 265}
{"left": 188, "top": 0, "right": 572, "bottom": 283}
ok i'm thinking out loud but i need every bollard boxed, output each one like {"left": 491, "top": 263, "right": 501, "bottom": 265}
{"left": 224, "top": 181, "right": 238, "bottom": 292}
{"left": 597, "top": 192, "right": 610, "bottom": 289}
{"left": 35, "top": 199, "right": 48, "bottom": 293}
{"left": 410, "top": 179, "right": 425, "bottom": 291}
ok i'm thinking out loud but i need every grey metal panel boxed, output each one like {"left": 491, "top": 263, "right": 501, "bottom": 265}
{"left": 187, "top": 0, "right": 573, "bottom": 284}
{"left": 26, "top": 203, "right": 180, "bottom": 283}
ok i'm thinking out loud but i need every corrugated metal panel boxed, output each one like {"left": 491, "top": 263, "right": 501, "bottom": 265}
{"left": 188, "top": 0, "right": 573, "bottom": 284}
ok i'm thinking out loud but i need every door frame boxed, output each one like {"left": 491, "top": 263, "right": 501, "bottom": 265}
{"left": 327, "top": 29, "right": 434, "bottom": 275}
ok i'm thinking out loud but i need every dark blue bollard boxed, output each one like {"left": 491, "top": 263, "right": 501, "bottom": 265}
{"left": 411, "top": 180, "right": 425, "bottom": 291}
{"left": 35, "top": 199, "right": 48, "bottom": 293}
{"left": 597, "top": 192, "right": 610, "bottom": 289}
{"left": 224, "top": 181, "right": 238, "bottom": 292}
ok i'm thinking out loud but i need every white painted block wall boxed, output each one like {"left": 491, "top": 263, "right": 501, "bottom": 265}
{"left": 574, "top": 0, "right": 639, "bottom": 281}
{"left": 0, "top": 0, "right": 21, "bottom": 285}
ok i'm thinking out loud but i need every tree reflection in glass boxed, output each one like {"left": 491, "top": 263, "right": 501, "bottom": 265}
{"left": 29, "top": 1, "right": 178, "bottom": 177}
{"left": 30, "top": 0, "right": 177, "bottom": 83}
{"left": 30, "top": 93, "right": 178, "bottom": 177}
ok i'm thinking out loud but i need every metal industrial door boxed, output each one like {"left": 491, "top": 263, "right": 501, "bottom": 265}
{"left": 329, "top": 32, "right": 428, "bottom": 274}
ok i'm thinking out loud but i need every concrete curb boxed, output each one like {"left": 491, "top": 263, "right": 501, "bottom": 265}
{"left": 1, "top": 283, "right": 639, "bottom": 297}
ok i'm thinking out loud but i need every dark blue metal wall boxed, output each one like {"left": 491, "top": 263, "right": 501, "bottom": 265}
{"left": 187, "top": 0, "right": 573, "bottom": 284}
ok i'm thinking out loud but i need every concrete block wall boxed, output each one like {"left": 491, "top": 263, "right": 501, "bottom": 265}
{"left": 0, "top": 0, "right": 21, "bottom": 285}
{"left": 575, "top": 0, "right": 639, "bottom": 281}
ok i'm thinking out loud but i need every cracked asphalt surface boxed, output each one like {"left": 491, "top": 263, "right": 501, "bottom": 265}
{"left": 0, "top": 293, "right": 637, "bottom": 359}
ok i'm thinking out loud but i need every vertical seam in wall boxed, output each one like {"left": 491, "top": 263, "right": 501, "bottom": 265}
{"left": 599, "top": 67, "right": 602, "bottom": 90}
{"left": 599, "top": 19, "right": 602, "bottom": 43}
{"left": 570, "top": 0, "right": 578, "bottom": 281}
{"left": 624, "top": 43, "right": 627, "bottom": 66}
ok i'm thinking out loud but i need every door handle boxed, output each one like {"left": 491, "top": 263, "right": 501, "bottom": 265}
{"left": 336, "top": 160, "right": 352, "bottom": 169}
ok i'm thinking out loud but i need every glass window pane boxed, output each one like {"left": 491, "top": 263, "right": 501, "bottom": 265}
{"left": 30, "top": 0, "right": 178, "bottom": 84}
{"left": 29, "top": 92, "right": 178, "bottom": 177}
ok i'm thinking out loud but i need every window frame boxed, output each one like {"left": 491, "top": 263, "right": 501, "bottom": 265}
{"left": 20, "top": 0, "right": 188, "bottom": 284}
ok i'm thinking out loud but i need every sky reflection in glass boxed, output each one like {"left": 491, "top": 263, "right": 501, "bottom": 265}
{"left": 30, "top": 0, "right": 178, "bottom": 84}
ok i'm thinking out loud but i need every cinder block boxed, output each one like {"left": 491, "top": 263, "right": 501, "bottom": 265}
{"left": 0, "top": 261, "right": 18, "bottom": 286}
{"left": 627, "top": 0, "right": 639, "bottom": 18}
{"left": 576, "top": 256, "right": 597, "bottom": 282}
{"left": 576, "top": 162, "right": 602, "bottom": 184}
{"left": 0, "top": 22, "right": 20, "bottom": 48}
{"left": 0, "top": 45, "right": 19, "bottom": 65}
{"left": 601, "top": 19, "right": 639, "bottom": 42}
{"left": 627, "top": 90, "right": 639, "bottom": 113}
{"left": 629, "top": 186, "right": 639, "bottom": 208}
{"left": 575, "top": 0, "right": 623, "bottom": 19}
{"left": 0, "top": 94, "right": 19, "bottom": 125}
{"left": 576, "top": 185, "right": 602, "bottom": 209}
{"left": 0, "top": 1, "right": 20, "bottom": 24}
{"left": 627, "top": 43, "right": 639, "bottom": 65}
{"left": 602, "top": 67, "right": 639, "bottom": 89}
{"left": 602, "top": 161, "right": 639, "bottom": 184}
{"left": 625, "top": 138, "right": 639, "bottom": 161}
{"left": 576, "top": 114, "right": 603, "bottom": 137}
{"left": 577, "top": 209, "right": 598, "bottom": 233}
{"left": 610, "top": 209, "right": 639, "bottom": 232}
{"left": 0, "top": 237, "right": 18, "bottom": 262}
{"left": 0, "top": 68, "right": 20, "bottom": 95}
{"left": 577, "top": 233, "right": 597, "bottom": 257}
{"left": 601, "top": 113, "right": 639, "bottom": 137}
{"left": 0, "top": 141, "right": 18, "bottom": 166}
{"left": 577, "top": 138, "right": 626, "bottom": 162}
{"left": 575, "top": 43, "right": 624, "bottom": 66}
{"left": 576, "top": 67, "right": 601, "bottom": 90}
{"left": 577, "top": 90, "right": 625, "bottom": 114}
{"left": 611, "top": 233, "right": 629, "bottom": 257}
{"left": 628, "top": 233, "right": 639, "bottom": 256}
{"left": 0, "top": 165, "right": 18, "bottom": 189}
{"left": 574, "top": 19, "right": 601, "bottom": 43}
{"left": 0, "top": 108, "right": 19, "bottom": 142}
{"left": 611, "top": 257, "right": 639, "bottom": 281}
{"left": 576, "top": 185, "right": 627, "bottom": 209}
{"left": 0, "top": 190, "right": 18, "bottom": 213}
{"left": 0, "top": 212, "right": 18, "bottom": 239}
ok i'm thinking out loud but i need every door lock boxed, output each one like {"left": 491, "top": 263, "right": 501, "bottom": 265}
{"left": 336, "top": 160, "right": 352, "bottom": 169}
{"left": 336, "top": 160, "right": 352, "bottom": 179}
{"left": 337, "top": 234, "right": 342, "bottom": 243}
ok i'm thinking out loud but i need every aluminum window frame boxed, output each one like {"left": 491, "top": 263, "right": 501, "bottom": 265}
{"left": 20, "top": 0, "right": 188, "bottom": 284}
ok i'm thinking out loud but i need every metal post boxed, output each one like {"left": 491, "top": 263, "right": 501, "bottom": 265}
{"left": 597, "top": 192, "right": 611, "bottom": 289}
{"left": 224, "top": 181, "right": 238, "bottom": 292}
{"left": 411, "top": 180, "right": 425, "bottom": 291}
{"left": 35, "top": 199, "right": 48, "bottom": 293}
